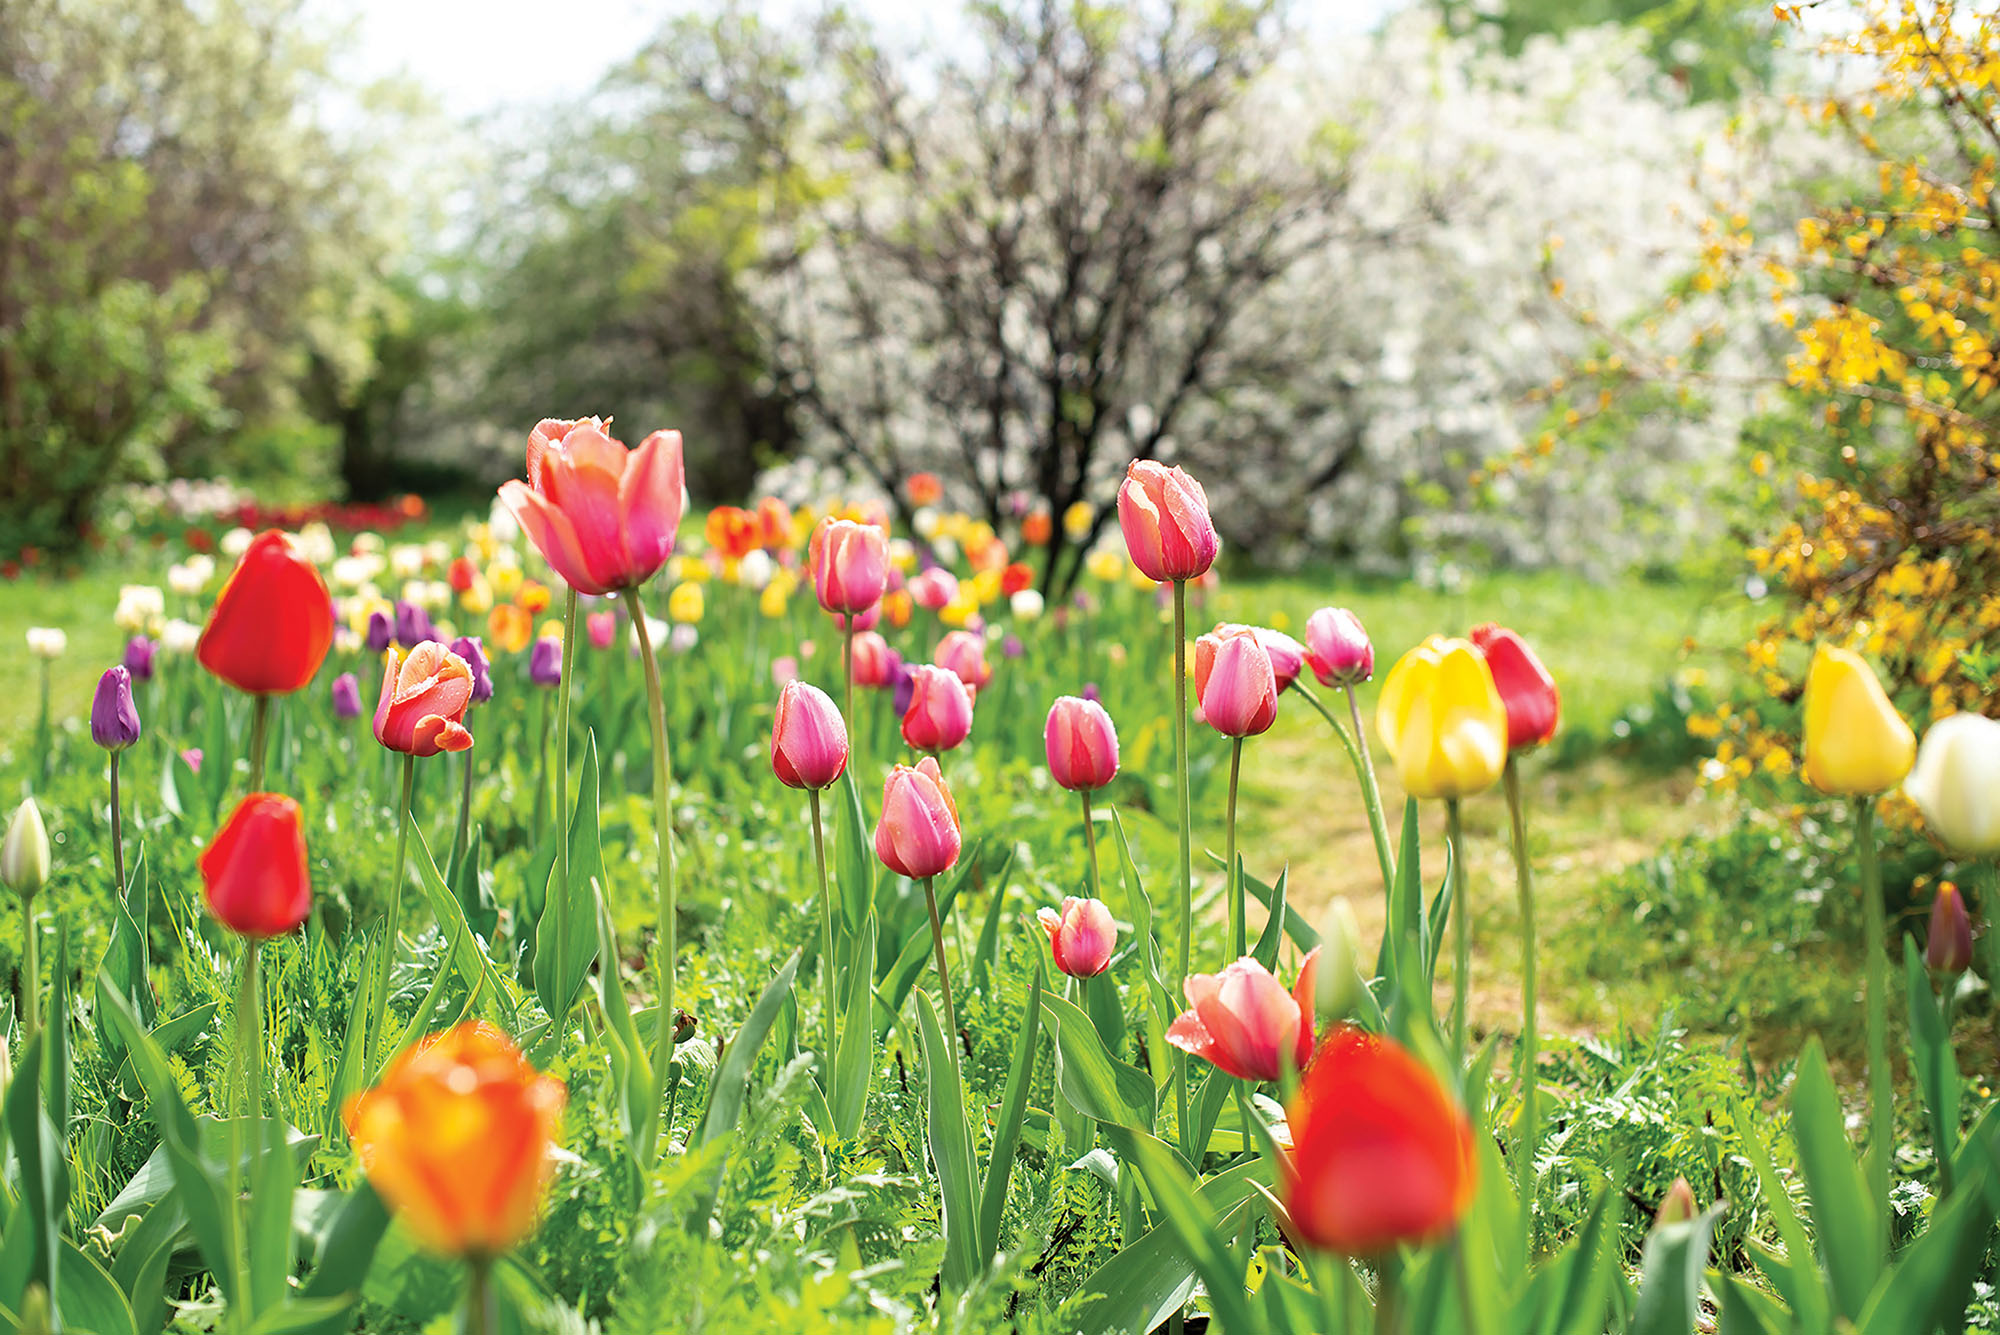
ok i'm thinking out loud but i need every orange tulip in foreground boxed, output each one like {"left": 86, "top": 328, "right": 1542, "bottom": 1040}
{"left": 373, "top": 642, "right": 475, "bottom": 757}
{"left": 197, "top": 531, "right": 335, "bottom": 695}
{"left": 201, "top": 794, "right": 311, "bottom": 938}
{"left": 1166, "top": 948, "right": 1320, "bottom": 1082}
{"left": 345, "top": 1022, "right": 566, "bottom": 1258}
{"left": 499, "top": 417, "right": 686, "bottom": 596}
{"left": 1283, "top": 1026, "right": 1475, "bottom": 1257}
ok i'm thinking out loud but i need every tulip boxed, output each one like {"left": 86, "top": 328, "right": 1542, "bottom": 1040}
{"left": 1801, "top": 645, "right": 1915, "bottom": 795}
{"left": 1, "top": 800, "right": 49, "bottom": 898}
{"left": 181, "top": 748, "right": 203, "bottom": 774}
{"left": 669, "top": 624, "right": 698, "bottom": 654}
{"left": 123, "top": 635, "right": 157, "bottom": 682}
{"left": 529, "top": 637, "right": 564, "bottom": 687}
{"left": 849, "top": 631, "right": 893, "bottom": 688}
{"left": 1469, "top": 623, "right": 1560, "bottom": 751}
{"left": 1282, "top": 1026, "right": 1475, "bottom": 1256}
{"left": 487, "top": 603, "right": 532, "bottom": 655}
{"left": 772, "top": 681, "right": 849, "bottom": 790}
{"left": 1375, "top": 637, "right": 1507, "bottom": 800}
{"left": 907, "top": 472, "right": 943, "bottom": 507}
{"left": 197, "top": 531, "right": 335, "bottom": 696}
{"left": 447, "top": 556, "right": 477, "bottom": 592}
{"left": 345, "top": 1021, "right": 566, "bottom": 1260}
{"left": 1927, "top": 881, "right": 1974, "bottom": 975}
{"left": 876, "top": 756, "right": 963, "bottom": 1036}
{"left": 756, "top": 496, "right": 792, "bottom": 550}
{"left": 498, "top": 418, "right": 686, "bottom": 596}
{"left": 25, "top": 627, "right": 65, "bottom": 659}
{"left": 329, "top": 672, "right": 362, "bottom": 721}
{"left": 394, "top": 600, "right": 436, "bottom": 649}
{"left": 584, "top": 610, "right": 615, "bottom": 650}
{"left": 1166, "top": 949, "right": 1321, "bottom": 1083}
{"left": 1038, "top": 897, "right": 1117, "bottom": 978}
{"left": 934, "top": 629, "right": 993, "bottom": 695}
{"left": 1904, "top": 712, "right": 2000, "bottom": 854}
{"left": 668, "top": 582, "right": 704, "bottom": 624}
{"left": 364, "top": 609, "right": 393, "bottom": 654}
{"left": 1304, "top": 608, "right": 1374, "bottom": 687}
{"left": 1022, "top": 511, "right": 1053, "bottom": 546}
{"left": 811, "top": 518, "right": 889, "bottom": 615}
{"left": 1195, "top": 627, "right": 1278, "bottom": 738}
{"left": 200, "top": 793, "right": 312, "bottom": 938}
{"left": 449, "top": 636, "right": 494, "bottom": 706}
{"left": 1045, "top": 696, "right": 1119, "bottom": 792}
{"left": 373, "top": 642, "right": 476, "bottom": 758}
{"left": 1117, "top": 459, "right": 1219, "bottom": 584}
{"left": 909, "top": 567, "right": 958, "bottom": 612}
{"left": 92, "top": 665, "right": 141, "bottom": 752}
{"left": 901, "top": 664, "right": 974, "bottom": 752}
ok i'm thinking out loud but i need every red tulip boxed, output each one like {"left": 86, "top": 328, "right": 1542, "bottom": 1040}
{"left": 934, "top": 630, "right": 992, "bottom": 694}
{"left": 1166, "top": 948, "right": 1320, "bottom": 1082}
{"left": 1194, "top": 627, "right": 1278, "bottom": 738}
{"left": 197, "top": 531, "right": 335, "bottom": 695}
{"left": 498, "top": 418, "right": 685, "bottom": 596}
{"left": 1304, "top": 607, "right": 1374, "bottom": 687}
{"left": 811, "top": 518, "right": 890, "bottom": 614}
{"left": 901, "top": 664, "right": 974, "bottom": 752}
{"left": 1469, "top": 623, "right": 1559, "bottom": 751}
{"left": 1282, "top": 1026, "right": 1475, "bottom": 1256}
{"left": 874, "top": 756, "right": 961, "bottom": 879}
{"left": 1038, "top": 897, "right": 1117, "bottom": 977}
{"left": 1117, "top": 460, "right": 1219, "bottom": 583}
{"left": 1044, "top": 696, "right": 1119, "bottom": 791}
{"left": 373, "top": 642, "right": 475, "bottom": 757}
{"left": 201, "top": 793, "right": 312, "bottom": 937}
{"left": 771, "top": 680, "right": 849, "bottom": 790}
{"left": 446, "top": 557, "right": 478, "bottom": 592}
{"left": 848, "top": 631, "right": 893, "bottom": 688}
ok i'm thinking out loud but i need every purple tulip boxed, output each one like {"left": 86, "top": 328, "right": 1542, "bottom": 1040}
{"left": 123, "top": 635, "right": 157, "bottom": 682}
{"left": 530, "top": 637, "right": 564, "bottom": 687}
{"left": 450, "top": 635, "right": 494, "bottom": 705}
{"left": 1082, "top": 682, "right": 1101, "bottom": 703}
{"left": 331, "top": 672, "right": 363, "bottom": 720}
{"left": 91, "top": 665, "right": 142, "bottom": 751}
{"left": 891, "top": 658, "right": 917, "bottom": 717}
{"left": 394, "top": 600, "right": 437, "bottom": 649}
{"left": 1002, "top": 633, "right": 1025, "bottom": 660}
{"left": 365, "top": 609, "right": 394, "bottom": 654}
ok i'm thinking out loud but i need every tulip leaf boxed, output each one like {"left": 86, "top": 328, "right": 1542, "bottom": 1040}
{"left": 108, "top": 1192, "right": 182, "bottom": 1335}
{"left": 45, "top": 915, "right": 70, "bottom": 1131}
{"left": 247, "top": 1112, "right": 299, "bottom": 1320}
{"left": 689, "top": 949, "right": 801, "bottom": 1232}
{"left": 1729, "top": 1093, "right": 1827, "bottom": 1333}
{"left": 874, "top": 867, "right": 970, "bottom": 1040}
{"left": 292, "top": 1183, "right": 390, "bottom": 1334}
{"left": 836, "top": 770, "right": 873, "bottom": 937}
{"left": 977, "top": 964, "right": 1041, "bottom": 1262}
{"left": 1107, "top": 1127, "right": 1259, "bottom": 1335}
{"left": 2, "top": 1033, "right": 66, "bottom": 1322}
{"left": 412, "top": 828, "right": 516, "bottom": 1029}
{"left": 97, "top": 847, "right": 153, "bottom": 1068}
{"left": 912, "top": 989, "right": 982, "bottom": 1293}
{"left": 1856, "top": 1117, "right": 1998, "bottom": 1334}
{"left": 1109, "top": 809, "right": 1180, "bottom": 1076}
{"left": 593, "top": 881, "right": 654, "bottom": 1162}
{"left": 1250, "top": 863, "right": 1289, "bottom": 971}
{"left": 54, "top": 1239, "right": 135, "bottom": 1335}
{"left": 1790, "top": 1039, "right": 1883, "bottom": 1322}
{"left": 1223, "top": 857, "right": 1319, "bottom": 957}
{"left": 324, "top": 933, "right": 380, "bottom": 1144}
{"left": 534, "top": 732, "right": 604, "bottom": 1022}
{"left": 1042, "top": 990, "right": 1155, "bottom": 1131}
{"left": 830, "top": 911, "right": 876, "bottom": 1142}
{"left": 1903, "top": 937, "right": 1961, "bottom": 1186}
{"left": 1631, "top": 1201, "right": 1726, "bottom": 1335}
{"left": 970, "top": 866, "right": 1010, "bottom": 997}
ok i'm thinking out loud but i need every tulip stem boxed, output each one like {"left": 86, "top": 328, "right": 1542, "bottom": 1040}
{"left": 923, "top": 874, "right": 959, "bottom": 1051}
{"left": 628, "top": 586, "right": 680, "bottom": 1162}
{"left": 1447, "top": 798, "right": 1469, "bottom": 1057}
{"left": 1375, "top": 1249, "right": 1403, "bottom": 1335}
{"left": 370, "top": 754, "right": 415, "bottom": 1077}
{"left": 237, "top": 937, "right": 263, "bottom": 1120}
{"left": 1295, "top": 684, "right": 1396, "bottom": 900}
{"left": 809, "top": 787, "right": 838, "bottom": 1084}
{"left": 19, "top": 892, "right": 37, "bottom": 1048}
{"left": 1501, "top": 758, "right": 1538, "bottom": 1249}
{"left": 109, "top": 751, "right": 126, "bottom": 897}
{"left": 36, "top": 660, "right": 50, "bottom": 786}
{"left": 453, "top": 746, "right": 475, "bottom": 875}
{"left": 532, "top": 689, "right": 550, "bottom": 845}
{"left": 1172, "top": 577, "right": 1193, "bottom": 1151}
{"left": 556, "top": 587, "right": 577, "bottom": 931}
{"left": 1227, "top": 737, "right": 1244, "bottom": 957}
{"left": 843, "top": 619, "right": 856, "bottom": 759}
{"left": 463, "top": 1256, "right": 496, "bottom": 1335}
{"left": 1856, "top": 795, "right": 1892, "bottom": 1233}
{"left": 227, "top": 936, "right": 261, "bottom": 1335}
{"left": 248, "top": 694, "right": 269, "bottom": 793}
{"left": 1079, "top": 789, "right": 1101, "bottom": 902}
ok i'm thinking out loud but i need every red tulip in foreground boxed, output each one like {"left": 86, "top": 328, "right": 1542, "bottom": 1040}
{"left": 197, "top": 531, "right": 335, "bottom": 695}
{"left": 1195, "top": 626, "right": 1278, "bottom": 738}
{"left": 901, "top": 663, "right": 974, "bottom": 752}
{"left": 373, "top": 642, "right": 476, "bottom": 756}
{"left": 1038, "top": 897, "right": 1117, "bottom": 978}
{"left": 1044, "top": 696, "right": 1119, "bottom": 792}
{"left": 1470, "top": 622, "right": 1560, "bottom": 750}
{"left": 497, "top": 417, "right": 686, "bottom": 596}
{"left": 1166, "top": 948, "right": 1320, "bottom": 1082}
{"left": 771, "top": 680, "right": 849, "bottom": 790}
{"left": 810, "top": 517, "right": 889, "bottom": 614}
{"left": 201, "top": 793, "right": 312, "bottom": 938}
{"left": 1117, "top": 460, "right": 1219, "bottom": 583}
{"left": 1282, "top": 1026, "right": 1475, "bottom": 1257}
{"left": 874, "top": 757, "right": 961, "bottom": 880}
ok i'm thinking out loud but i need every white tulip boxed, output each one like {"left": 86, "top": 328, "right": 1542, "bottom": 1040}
{"left": 1905, "top": 712, "right": 2000, "bottom": 854}
{"left": 25, "top": 627, "right": 66, "bottom": 659}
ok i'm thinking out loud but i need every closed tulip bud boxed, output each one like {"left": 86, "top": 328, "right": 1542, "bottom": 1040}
{"left": 587, "top": 611, "right": 617, "bottom": 649}
{"left": 1214, "top": 622, "right": 1306, "bottom": 693}
{"left": 901, "top": 664, "right": 974, "bottom": 752}
{"left": 1282, "top": 1027, "right": 1475, "bottom": 1257}
{"left": 1654, "top": 1178, "right": 1699, "bottom": 1229}
{"left": 331, "top": 672, "right": 363, "bottom": 720}
{"left": 1802, "top": 646, "right": 1914, "bottom": 795}
{"left": 934, "top": 629, "right": 993, "bottom": 694}
{"left": 1, "top": 799, "right": 50, "bottom": 897}
{"left": 1038, "top": 897, "right": 1117, "bottom": 977}
{"left": 365, "top": 609, "right": 394, "bottom": 654}
{"left": 771, "top": 681, "right": 849, "bottom": 790}
{"left": 810, "top": 518, "right": 889, "bottom": 615}
{"left": 874, "top": 756, "right": 961, "bottom": 879}
{"left": 91, "top": 665, "right": 142, "bottom": 751}
{"left": 197, "top": 532, "right": 335, "bottom": 695}
{"left": 1167, "top": 949, "right": 1320, "bottom": 1082}
{"left": 1927, "top": 882, "right": 1975, "bottom": 974}
{"left": 344, "top": 1021, "right": 566, "bottom": 1258}
{"left": 1117, "top": 459, "right": 1219, "bottom": 583}
{"left": 1044, "top": 696, "right": 1120, "bottom": 791}
{"left": 909, "top": 567, "right": 958, "bottom": 612}
{"left": 393, "top": 601, "right": 435, "bottom": 648}
{"left": 848, "top": 630, "right": 893, "bottom": 688}
{"left": 201, "top": 793, "right": 311, "bottom": 937}
{"left": 529, "top": 637, "right": 564, "bottom": 688}
{"left": 499, "top": 419, "right": 685, "bottom": 595}
{"left": 1469, "top": 623, "right": 1560, "bottom": 751}
{"left": 449, "top": 636, "right": 494, "bottom": 705}
{"left": 1904, "top": 712, "right": 2000, "bottom": 854}
{"left": 1375, "top": 637, "right": 1508, "bottom": 799}
{"left": 1304, "top": 607, "right": 1374, "bottom": 687}
{"left": 1194, "top": 627, "right": 1278, "bottom": 738}
{"left": 373, "top": 642, "right": 475, "bottom": 757}
{"left": 123, "top": 636, "right": 157, "bottom": 682}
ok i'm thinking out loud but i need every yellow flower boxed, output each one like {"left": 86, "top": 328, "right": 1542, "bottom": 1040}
{"left": 759, "top": 583, "right": 788, "bottom": 620}
{"left": 1801, "top": 645, "right": 1914, "bottom": 795}
{"left": 459, "top": 576, "right": 493, "bottom": 617}
{"left": 1086, "top": 548, "right": 1126, "bottom": 583}
{"left": 970, "top": 568, "right": 1004, "bottom": 605}
{"left": 489, "top": 559, "right": 522, "bottom": 599}
{"left": 669, "top": 582, "right": 706, "bottom": 624}
{"left": 939, "top": 594, "right": 977, "bottom": 627}
{"left": 1375, "top": 637, "right": 1508, "bottom": 800}
{"left": 1063, "top": 501, "right": 1094, "bottom": 541}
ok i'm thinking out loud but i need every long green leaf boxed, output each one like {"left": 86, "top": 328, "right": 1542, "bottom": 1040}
{"left": 836, "top": 770, "right": 873, "bottom": 936}
{"left": 1042, "top": 990, "right": 1155, "bottom": 1131}
{"left": 976, "top": 967, "right": 1041, "bottom": 1262}
{"left": 1631, "top": 1202, "right": 1726, "bottom": 1335}
{"left": 1791, "top": 1039, "right": 1883, "bottom": 1323}
{"left": 1064, "top": 1156, "right": 1269, "bottom": 1335}
{"left": 535, "top": 731, "right": 604, "bottom": 1020}
{"left": 689, "top": 950, "right": 801, "bottom": 1231}
{"left": 1111, "top": 1129, "right": 1259, "bottom": 1334}
{"left": 913, "top": 990, "right": 982, "bottom": 1293}
{"left": 830, "top": 912, "right": 876, "bottom": 1142}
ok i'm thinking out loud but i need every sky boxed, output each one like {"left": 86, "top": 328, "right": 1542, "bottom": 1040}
{"left": 316, "top": 0, "right": 1407, "bottom": 117}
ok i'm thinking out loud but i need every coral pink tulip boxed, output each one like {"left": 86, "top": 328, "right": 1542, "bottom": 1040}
{"left": 1195, "top": 627, "right": 1278, "bottom": 738}
{"left": 1038, "top": 896, "right": 1117, "bottom": 978}
{"left": 810, "top": 518, "right": 889, "bottom": 615}
{"left": 934, "top": 629, "right": 992, "bottom": 694}
{"left": 497, "top": 418, "right": 685, "bottom": 596}
{"left": 1305, "top": 607, "right": 1374, "bottom": 687}
{"left": 902, "top": 664, "right": 974, "bottom": 752}
{"left": 1044, "top": 696, "right": 1119, "bottom": 791}
{"left": 373, "top": 642, "right": 475, "bottom": 757}
{"left": 909, "top": 567, "right": 958, "bottom": 612}
{"left": 1166, "top": 948, "right": 1320, "bottom": 1082}
{"left": 587, "top": 610, "right": 617, "bottom": 649}
{"left": 848, "top": 631, "right": 893, "bottom": 688}
{"left": 874, "top": 756, "right": 961, "bottom": 879}
{"left": 771, "top": 680, "right": 849, "bottom": 790}
{"left": 1117, "top": 460, "right": 1219, "bottom": 583}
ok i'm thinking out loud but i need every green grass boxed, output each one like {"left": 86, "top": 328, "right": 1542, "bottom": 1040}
{"left": 0, "top": 564, "right": 149, "bottom": 754}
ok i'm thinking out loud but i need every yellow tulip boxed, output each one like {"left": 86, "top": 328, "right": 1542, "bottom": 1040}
{"left": 489, "top": 560, "right": 522, "bottom": 599}
{"left": 1801, "top": 645, "right": 1914, "bottom": 794}
{"left": 459, "top": 576, "right": 493, "bottom": 616}
{"left": 669, "top": 582, "right": 706, "bottom": 624}
{"left": 1086, "top": 548, "right": 1125, "bottom": 583}
{"left": 759, "top": 583, "right": 789, "bottom": 619}
{"left": 939, "top": 593, "right": 977, "bottom": 627}
{"left": 1375, "top": 637, "right": 1508, "bottom": 799}
{"left": 970, "top": 568, "right": 1004, "bottom": 605}
{"left": 1063, "top": 500, "right": 1094, "bottom": 541}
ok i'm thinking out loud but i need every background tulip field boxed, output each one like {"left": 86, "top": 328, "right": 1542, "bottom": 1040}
{"left": 10, "top": 0, "right": 2000, "bottom": 1332}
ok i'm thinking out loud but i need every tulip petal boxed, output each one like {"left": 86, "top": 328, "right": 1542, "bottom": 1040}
{"left": 620, "top": 429, "right": 686, "bottom": 579}
{"left": 501, "top": 480, "right": 612, "bottom": 596}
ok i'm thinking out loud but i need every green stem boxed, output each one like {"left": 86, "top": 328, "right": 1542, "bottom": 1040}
{"left": 843, "top": 619, "right": 856, "bottom": 762}
{"left": 1936, "top": 976, "right": 1958, "bottom": 1199}
{"left": 809, "top": 788, "right": 836, "bottom": 1079}
{"left": 1080, "top": 789, "right": 1101, "bottom": 902}
{"left": 36, "top": 661, "right": 49, "bottom": 785}
{"left": 556, "top": 588, "right": 578, "bottom": 931}
{"left": 20, "top": 893, "right": 37, "bottom": 1048}
{"left": 533, "top": 688, "right": 550, "bottom": 845}
{"left": 1375, "top": 1249, "right": 1403, "bottom": 1335}
{"left": 1502, "top": 758, "right": 1538, "bottom": 1249}
{"left": 1857, "top": 795, "right": 1892, "bottom": 1233}
{"left": 237, "top": 938, "right": 263, "bottom": 1120}
{"left": 1227, "top": 737, "right": 1244, "bottom": 957}
{"left": 248, "top": 694, "right": 270, "bottom": 793}
{"left": 109, "top": 751, "right": 126, "bottom": 897}
{"left": 1172, "top": 578, "right": 1192, "bottom": 1149}
{"left": 628, "top": 586, "right": 680, "bottom": 1162}
{"left": 454, "top": 744, "right": 475, "bottom": 872}
{"left": 1447, "top": 798, "right": 1469, "bottom": 1057}
{"left": 463, "top": 1255, "right": 496, "bottom": 1335}
{"left": 371, "top": 754, "right": 415, "bottom": 1076}
{"left": 923, "top": 875, "right": 959, "bottom": 1050}
{"left": 1297, "top": 683, "right": 1396, "bottom": 899}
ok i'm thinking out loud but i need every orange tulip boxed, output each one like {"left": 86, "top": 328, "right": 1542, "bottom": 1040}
{"left": 1021, "top": 512, "right": 1053, "bottom": 547}
{"left": 487, "top": 604, "right": 533, "bottom": 654}
{"left": 906, "top": 472, "right": 943, "bottom": 507}
{"left": 344, "top": 1022, "right": 566, "bottom": 1258}
{"left": 196, "top": 531, "right": 335, "bottom": 695}
{"left": 757, "top": 496, "right": 794, "bottom": 550}
{"left": 705, "top": 506, "right": 762, "bottom": 561}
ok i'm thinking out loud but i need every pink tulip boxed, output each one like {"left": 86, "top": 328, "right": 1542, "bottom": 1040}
{"left": 587, "top": 611, "right": 617, "bottom": 650}
{"left": 373, "top": 641, "right": 476, "bottom": 757}
{"left": 772, "top": 655, "right": 801, "bottom": 686}
{"left": 874, "top": 756, "right": 961, "bottom": 879}
{"left": 497, "top": 418, "right": 685, "bottom": 596}
{"left": 1194, "top": 627, "right": 1278, "bottom": 737}
{"left": 1304, "top": 607, "right": 1374, "bottom": 687}
{"left": 1044, "top": 696, "right": 1119, "bottom": 791}
{"left": 909, "top": 567, "right": 959, "bottom": 611}
{"left": 848, "top": 631, "right": 893, "bottom": 688}
{"left": 1038, "top": 897, "right": 1118, "bottom": 977}
{"left": 811, "top": 518, "right": 889, "bottom": 614}
{"left": 832, "top": 604, "right": 881, "bottom": 633}
{"left": 934, "top": 630, "right": 992, "bottom": 694}
{"left": 1215, "top": 622, "right": 1306, "bottom": 693}
{"left": 1166, "top": 948, "right": 1321, "bottom": 1082}
{"left": 902, "top": 664, "right": 974, "bottom": 752}
{"left": 771, "top": 680, "right": 849, "bottom": 789}
{"left": 1117, "top": 460, "right": 1219, "bottom": 583}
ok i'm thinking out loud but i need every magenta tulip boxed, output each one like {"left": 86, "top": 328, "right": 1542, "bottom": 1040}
{"left": 934, "top": 630, "right": 992, "bottom": 695}
{"left": 1304, "top": 607, "right": 1374, "bottom": 687}
{"left": 771, "top": 681, "right": 849, "bottom": 790}
{"left": 874, "top": 757, "right": 961, "bottom": 879}
{"left": 810, "top": 518, "right": 889, "bottom": 615}
{"left": 901, "top": 664, "right": 974, "bottom": 752}
{"left": 1044, "top": 696, "right": 1119, "bottom": 792}
{"left": 1117, "top": 460, "right": 1219, "bottom": 583}
{"left": 848, "top": 631, "right": 893, "bottom": 688}
{"left": 1194, "top": 627, "right": 1278, "bottom": 738}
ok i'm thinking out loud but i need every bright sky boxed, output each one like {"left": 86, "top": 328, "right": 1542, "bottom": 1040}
{"left": 317, "top": 0, "right": 1406, "bottom": 116}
